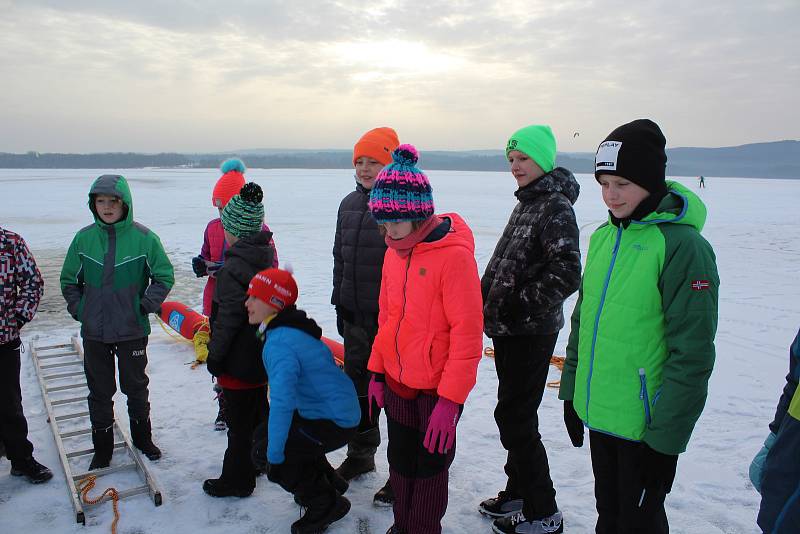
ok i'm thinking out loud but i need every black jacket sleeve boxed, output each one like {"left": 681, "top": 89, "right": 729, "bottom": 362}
{"left": 206, "top": 268, "right": 249, "bottom": 369}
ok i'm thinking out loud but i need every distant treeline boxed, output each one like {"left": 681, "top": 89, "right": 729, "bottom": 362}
{"left": 1, "top": 140, "right": 798, "bottom": 178}
{"left": 0, "top": 152, "right": 192, "bottom": 168}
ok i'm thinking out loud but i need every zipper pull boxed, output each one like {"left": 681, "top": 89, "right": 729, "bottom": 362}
{"left": 638, "top": 368, "right": 646, "bottom": 400}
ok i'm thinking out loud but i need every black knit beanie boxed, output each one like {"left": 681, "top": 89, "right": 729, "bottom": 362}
{"left": 595, "top": 119, "right": 668, "bottom": 200}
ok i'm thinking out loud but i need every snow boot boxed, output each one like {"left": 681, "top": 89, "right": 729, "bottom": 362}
{"left": 373, "top": 478, "right": 394, "bottom": 507}
{"left": 294, "top": 458, "right": 350, "bottom": 506}
{"left": 386, "top": 527, "right": 406, "bottom": 534}
{"left": 89, "top": 425, "right": 114, "bottom": 470}
{"left": 290, "top": 494, "right": 350, "bottom": 534}
{"left": 479, "top": 490, "right": 524, "bottom": 518}
{"left": 335, "top": 427, "right": 379, "bottom": 480}
{"left": 202, "top": 477, "right": 254, "bottom": 498}
{"left": 130, "top": 418, "right": 161, "bottom": 461}
{"left": 10, "top": 456, "right": 53, "bottom": 484}
{"left": 492, "top": 510, "right": 563, "bottom": 534}
{"left": 335, "top": 454, "right": 375, "bottom": 480}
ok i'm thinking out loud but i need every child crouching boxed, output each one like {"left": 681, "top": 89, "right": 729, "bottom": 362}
{"left": 246, "top": 268, "right": 359, "bottom": 534}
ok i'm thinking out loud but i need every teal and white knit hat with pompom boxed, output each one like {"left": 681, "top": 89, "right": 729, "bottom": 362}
{"left": 221, "top": 182, "right": 264, "bottom": 238}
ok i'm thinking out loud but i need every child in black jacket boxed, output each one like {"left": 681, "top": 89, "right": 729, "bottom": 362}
{"left": 203, "top": 183, "right": 275, "bottom": 498}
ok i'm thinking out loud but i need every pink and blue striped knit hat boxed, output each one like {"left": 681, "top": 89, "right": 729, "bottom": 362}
{"left": 368, "top": 144, "right": 434, "bottom": 223}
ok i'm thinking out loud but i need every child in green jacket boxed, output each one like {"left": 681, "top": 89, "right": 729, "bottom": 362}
{"left": 559, "top": 120, "right": 719, "bottom": 534}
{"left": 60, "top": 174, "right": 174, "bottom": 470}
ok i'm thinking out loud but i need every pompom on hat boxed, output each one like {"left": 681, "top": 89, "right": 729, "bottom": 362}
{"left": 368, "top": 144, "right": 434, "bottom": 224}
{"left": 353, "top": 127, "right": 400, "bottom": 166}
{"left": 247, "top": 268, "right": 298, "bottom": 311}
{"left": 221, "top": 182, "right": 264, "bottom": 238}
{"left": 505, "top": 125, "right": 557, "bottom": 174}
{"left": 212, "top": 158, "right": 247, "bottom": 208}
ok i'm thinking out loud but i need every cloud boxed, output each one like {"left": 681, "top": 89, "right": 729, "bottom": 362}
{"left": 0, "top": 0, "right": 797, "bottom": 152}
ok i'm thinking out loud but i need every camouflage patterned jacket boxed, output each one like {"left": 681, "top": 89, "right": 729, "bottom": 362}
{"left": 0, "top": 227, "right": 44, "bottom": 344}
{"left": 481, "top": 167, "right": 581, "bottom": 337}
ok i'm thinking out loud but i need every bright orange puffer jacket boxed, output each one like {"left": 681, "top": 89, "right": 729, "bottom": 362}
{"left": 368, "top": 213, "right": 483, "bottom": 404}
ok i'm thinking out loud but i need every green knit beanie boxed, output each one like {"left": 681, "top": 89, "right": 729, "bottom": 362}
{"left": 221, "top": 182, "right": 264, "bottom": 238}
{"left": 505, "top": 125, "right": 557, "bottom": 173}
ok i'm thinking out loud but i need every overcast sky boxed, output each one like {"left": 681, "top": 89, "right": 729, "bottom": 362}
{"left": 1, "top": 0, "right": 798, "bottom": 153}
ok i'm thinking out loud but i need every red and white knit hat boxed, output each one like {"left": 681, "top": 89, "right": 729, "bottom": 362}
{"left": 247, "top": 268, "right": 298, "bottom": 311}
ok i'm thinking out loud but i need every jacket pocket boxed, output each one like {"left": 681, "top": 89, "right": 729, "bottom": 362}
{"left": 422, "top": 332, "right": 436, "bottom": 379}
{"left": 76, "top": 294, "right": 86, "bottom": 321}
{"left": 79, "top": 288, "right": 102, "bottom": 338}
{"left": 638, "top": 368, "right": 652, "bottom": 426}
{"left": 111, "top": 289, "right": 143, "bottom": 339}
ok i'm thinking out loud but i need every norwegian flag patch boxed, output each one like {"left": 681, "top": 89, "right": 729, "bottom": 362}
{"left": 691, "top": 280, "right": 710, "bottom": 291}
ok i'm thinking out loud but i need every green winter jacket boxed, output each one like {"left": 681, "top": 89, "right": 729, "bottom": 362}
{"left": 559, "top": 181, "right": 718, "bottom": 455}
{"left": 60, "top": 175, "right": 174, "bottom": 343}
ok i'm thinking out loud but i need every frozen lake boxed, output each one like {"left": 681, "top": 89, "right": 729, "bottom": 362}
{"left": 1, "top": 168, "right": 799, "bottom": 533}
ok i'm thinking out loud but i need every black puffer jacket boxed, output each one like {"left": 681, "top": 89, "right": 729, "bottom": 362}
{"left": 207, "top": 230, "right": 274, "bottom": 383}
{"left": 482, "top": 167, "right": 582, "bottom": 336}
{"left": 331, "top": 183, "right": 386, "bottom": 323}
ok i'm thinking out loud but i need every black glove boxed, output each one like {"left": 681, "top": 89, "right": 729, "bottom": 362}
{"left": 563, "top": 400, "right": 584, "bottom": 447}
{"left": 640, "top": 443, "right": 678, "bottom": 490}
{"left": 192, "top": 256, "right": 208, "bottom": 277}
{"left": 206, "top": 357, "right": 223, "bottom": 377}
{"left": 15, "top": 314, "right": 29, "bottom": 328}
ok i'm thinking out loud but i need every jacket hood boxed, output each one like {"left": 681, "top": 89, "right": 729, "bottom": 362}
{"left": 88, "top": 174, "right": 134, "bottom": 229}
{"left": 634, "top": 180, "right": 707, "bottom": 231}
{"left": 413, "top": 212, "right": 475, "bottom": 255}
{"left": 515, "top": 167, "right": 580, "bottom": 205}
{"left": 225, "top": 230, "right": 274, "bottom": 266}
{"left": 266, "top": 305, "right": 323, "bottom": 339}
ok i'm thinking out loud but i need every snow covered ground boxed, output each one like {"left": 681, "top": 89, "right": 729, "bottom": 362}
{"left": 1, "top": 168, "right": 798, "bottom": 533}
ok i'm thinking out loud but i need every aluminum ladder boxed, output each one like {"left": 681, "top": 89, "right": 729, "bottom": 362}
{"left": 29, "top": 336, "right": 163, "bottom": 525}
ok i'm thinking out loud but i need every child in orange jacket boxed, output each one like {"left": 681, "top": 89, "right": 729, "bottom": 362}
{"left": 366, "top": 145, "right": 483, "bottom": 534}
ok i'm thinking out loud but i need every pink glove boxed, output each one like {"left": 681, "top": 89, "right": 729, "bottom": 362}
{"left": 368, "top": 375, "right": 385, "bottom": 423}
{"left": 423, "top": 397, "right": 461, "bottom": 454}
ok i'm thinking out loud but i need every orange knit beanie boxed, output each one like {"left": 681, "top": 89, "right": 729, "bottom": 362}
{"left": 352, "top": 127, "right": 400, "bottom": 166}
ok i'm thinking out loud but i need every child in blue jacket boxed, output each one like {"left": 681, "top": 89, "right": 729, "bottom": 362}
{"left": 245, "top": 267, "right": 359, "bottom": 534}
{"left": 751, "top": 327, "right": 800, "bottom": 532}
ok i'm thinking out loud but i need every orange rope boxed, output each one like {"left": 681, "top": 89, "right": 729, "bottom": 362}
{"left": 483, "top": 346, "right": 566, "bottom": 388}
{"left": 77, "top": 474, "right": 120, "bottom": 534}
